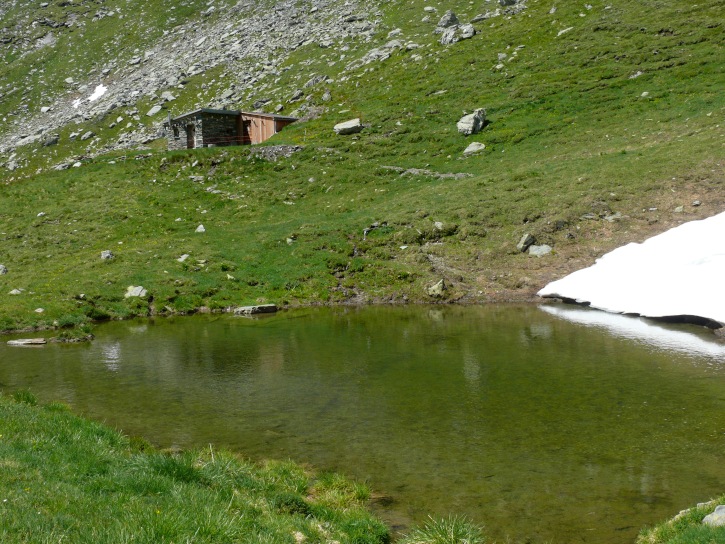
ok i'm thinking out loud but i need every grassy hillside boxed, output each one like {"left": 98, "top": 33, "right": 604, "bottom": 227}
{"left": 0, "top": 0, "right": 723, "bottom": 332}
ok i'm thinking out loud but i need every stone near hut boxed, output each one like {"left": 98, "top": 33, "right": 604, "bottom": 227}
{"left": 146, "top": 105, "right": 162, "bottom": 117}
{"left": 100, "top": 250, "right": 114, "bottom": 260}
{"left": 703, "top": 505, "right": 725, "bottom": 527}
{"left": 0, "top": 264, "right": 7, "bottom": 275}
{"left": 124, "top": 286, "right": 148, "bottom": 298}
{"left": 463, "top": 142, "right": 486, "bottom": 155}
{"left": 529, "top": 244, "right": 552, "bottom": 257}
{"left": 517, "top": 233, "right": 535, "bottom": 252}
{"left": 233, "top": 304, "right": 278, "bottom": 316}
{"left": 427, "top": 279, "right": 446, "bottom": 297}
{"left": 457, "top": 108, "right": 486, "bottom": 135}
{"left": 160, "top": 91, "right": 176, "bottom": 102}
{"left": 334, "top": 118, "right": 364, "bottom": 135}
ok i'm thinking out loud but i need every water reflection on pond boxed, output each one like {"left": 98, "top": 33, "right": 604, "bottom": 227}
{"left": 1, "top": 305, "right": 724, "bottom": 544}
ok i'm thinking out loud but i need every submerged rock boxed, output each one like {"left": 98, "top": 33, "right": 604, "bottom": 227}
{"left": 8, "top": 338, "right": 47, "bottom": 346}
{"left": 232, "top": 304, "right": 278, "bottom": 315}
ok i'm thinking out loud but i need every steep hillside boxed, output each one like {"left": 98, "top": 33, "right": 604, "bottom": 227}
{"left": 0, "top": 0, "right": 723, "bottom": 332}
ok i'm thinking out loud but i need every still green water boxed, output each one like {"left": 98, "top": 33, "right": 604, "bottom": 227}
{"left": 1, "top": 305, "right": 724, "bottom": 543}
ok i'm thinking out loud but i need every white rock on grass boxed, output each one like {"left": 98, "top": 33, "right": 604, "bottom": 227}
{"left": 0, "top": 264, "right": 7, "bottom": 275}
{"left": 463, "top": 142, "right": 486, "bottom": 155}
{"left": 124, "top": 286, "right": 147, "bottom": 298}
{"left": 334, "top": 118, "right": 363, "bottom": 135}
{"left": 538, "top": 210, "right": 725, "bottom": 326}
{"left": 703, "top": 505, "right": 725, "bottom": 527}
{"left": 195, "top": 224, "right": 206, "bottom": 233}
{"left": 457, "top": 109, "right": 486, "bottom": 135}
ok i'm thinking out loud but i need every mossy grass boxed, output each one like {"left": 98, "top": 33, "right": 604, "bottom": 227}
{"left": 0, "top": 391, "right": 389, "bottom": 543}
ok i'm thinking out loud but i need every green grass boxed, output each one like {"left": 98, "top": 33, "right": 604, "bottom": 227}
{"left": 637, "top": 498, "right": 725, "bottom": 544}
{"left": 398, "top": 516, "right": 486, "bottom": 544}
{"left": 0, "top": 392, "right": 390, "bottom": 543}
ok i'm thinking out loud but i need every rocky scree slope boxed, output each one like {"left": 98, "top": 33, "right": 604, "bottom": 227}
{"left": 0, "top": 0, "right": 384, "bottom": 162}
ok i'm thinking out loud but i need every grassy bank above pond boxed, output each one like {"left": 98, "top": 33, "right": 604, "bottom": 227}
{"left": 0, "top": 391, "right": 390, "bottom": 543}
{"left": 637, "top": 498, "right": 725, "bottom": 544}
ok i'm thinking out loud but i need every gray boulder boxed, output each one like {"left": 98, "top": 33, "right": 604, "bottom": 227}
{"left": 232, "top": 304, "right": 278, "bottom": 316}
{"left": 499, "top": 0, "right": 517, "bottom": 5}
{"left": 457, "top": 108, "right": 487, "bottom": 135}
{"left": 146, "top": 105, "right": 162, "bottom": 117}
{"left": 80, "top": 131, "right": 95, "bottom": 141}
{"left": 703, "top": 505, "right": 725, "bottom": 527}
{"left": 0, "top": 264, "right": 7, "bottom": 275}
{"left": 529, "top": 244, "right": 552, "bottom": 257}
{"left": 440, "top": 28, "right": 459, "bottom": 45}
{"left": 517, "top": 233, "right": 535, "bottom": 252}
{"left": 459, "top": 24, "right": 476, "bottom": 39}
{"left": 437, "top": 10, "right": 459, "bottom": 29}
{"left": 334, "top": 118, "right": 363, "bottom": 135}
{"left": 100, "top": 250, "right": 114, "bottom": 260}
{"left": 427, "top": 279, "right": 446, "bottom": 297}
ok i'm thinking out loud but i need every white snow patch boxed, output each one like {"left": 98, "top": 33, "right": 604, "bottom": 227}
{"left": 539, "top": 305, "right": 725, "bottom": 361}
{"left": 72, "top": 84, "right": 108, "bottom": 109}
{"left": 88, "top": 84, "right": 108, "bottom": 102}
{"left": 538, "top": 211, "right": 725, "bottom": 326}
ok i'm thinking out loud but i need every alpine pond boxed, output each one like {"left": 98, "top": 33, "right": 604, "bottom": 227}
{"left": 2, "top": 305, "right": 725, "bottom": 543}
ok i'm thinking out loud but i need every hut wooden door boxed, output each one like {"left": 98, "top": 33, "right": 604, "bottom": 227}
{"left": 186, "top": 124, "right": 196, "bottom": 149}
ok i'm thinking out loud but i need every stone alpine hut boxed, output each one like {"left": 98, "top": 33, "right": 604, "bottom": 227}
{"left": 165, "top": 108, "right": 297, "bottom": 150}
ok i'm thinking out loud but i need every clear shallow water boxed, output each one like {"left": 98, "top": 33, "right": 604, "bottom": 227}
{"left": 1, "top": 305, "right": 725, "bottom": 543}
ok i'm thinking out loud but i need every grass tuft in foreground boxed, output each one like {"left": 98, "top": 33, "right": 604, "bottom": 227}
{"left": 0, "top": 392, "right": 389, "bottom": 543}
{"left": 399, "top": 515, "right": 486, "bottom": 544}
{"left": 637, "top": 498, "right": 725, "bottom": 544}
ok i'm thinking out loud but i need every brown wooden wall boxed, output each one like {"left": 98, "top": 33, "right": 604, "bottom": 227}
{"left": 241, "top": 113, "right": 286, "bottom": 144}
